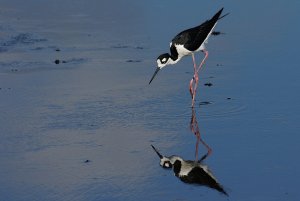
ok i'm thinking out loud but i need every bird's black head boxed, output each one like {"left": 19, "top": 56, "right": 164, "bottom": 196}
{"left": 151, "top": 144, "right": 173, "bottom": 169}
{"left": 157, "top": 53, "right": 171, "bottom": 68}
{"left": 149, "top": 53, "right": 172, "bottom": 84}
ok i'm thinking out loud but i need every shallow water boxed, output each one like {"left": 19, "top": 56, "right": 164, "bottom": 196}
{"left": 1, "top": 0, "right": 300, "bottom": 201}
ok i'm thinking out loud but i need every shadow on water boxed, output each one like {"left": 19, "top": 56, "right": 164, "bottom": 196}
{"left": 151, "top": 107, "right": 228, "bottom": 196}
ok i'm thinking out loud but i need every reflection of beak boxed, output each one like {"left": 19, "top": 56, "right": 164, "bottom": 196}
{"left": 149, "top": 67, "right": 160, "bottom": 84}
{"left": 151, "top": 144, "right": 163, "bottom": 159}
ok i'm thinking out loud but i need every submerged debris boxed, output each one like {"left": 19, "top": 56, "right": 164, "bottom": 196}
{"left": 199, "top": 101, "right": 212, "bottom": 106}
{"left": 126, "top": 59, "right": 142, "bottom": 63}
{"left": 211, "top": 31, "right": 225, "bottom": 36}
{"left": 204, "top": 82, "right": 213, "bottom": 87}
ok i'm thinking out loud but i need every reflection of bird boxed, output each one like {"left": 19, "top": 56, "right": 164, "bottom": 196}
{"left": 149, "top": 8, "right": 229, "bottom": 107}
{"left": 151, "top": 145, "right": 228, "bottom": 196}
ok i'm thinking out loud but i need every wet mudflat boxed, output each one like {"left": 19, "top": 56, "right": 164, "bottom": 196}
{"left": 1, "top": 0, "right": 300, "bottom": 201}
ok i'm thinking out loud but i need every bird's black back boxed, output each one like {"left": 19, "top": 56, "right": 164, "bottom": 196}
{"left": 171, "top": 8, "right": 224, "bottom": 52}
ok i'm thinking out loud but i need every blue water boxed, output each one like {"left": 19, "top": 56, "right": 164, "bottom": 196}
{"left": 1, "top": 0, "right": 300, "bottom": 200}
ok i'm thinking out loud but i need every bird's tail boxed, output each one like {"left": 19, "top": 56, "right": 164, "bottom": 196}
{"left": 211, "top": 8, "right": 229, "bottom": 21}
{"left": 218, "top": 12, "right": 230, "bottom": 20}
{"left": 211, "top": 8, "right": 224, "bottom": 21}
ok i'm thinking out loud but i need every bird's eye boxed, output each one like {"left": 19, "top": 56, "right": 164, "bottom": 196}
{"left": 163, "top": 161, "right": 172, "bottom": 168}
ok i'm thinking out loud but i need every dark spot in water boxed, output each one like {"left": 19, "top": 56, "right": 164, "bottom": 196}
{"left": 11, "top": 69, "right": 18, "bottom": 72}
{"left": 227, "top": 97, "right": 231, "bottom": 100}
{"left": 55, "top": 48, "right": 60, "bottom": 52}
{"left": 54, "top": 58, "right": 85, "bottom": 65}
{"left": 130, "top": 150, "right": 139, "bottom": 154}
{"left": 84, "top": 159, "right": 91, "bottom": 163}
{"left": 204, "top": 82, "right": 213, "bottom": 87}
{"left": 216, "top": 64, "right": 223, "bottom": 67}
{"left": 111, "top": 44, "right": 145, "bottom": 50}
{"left": 32, "top": 47, "right": 44, "bottom": 51}
{"left": 112, "top": 44, "right": 129, "bottom": 49}
{"left": 212, "top": 31, "right": 225, "bottom": 36}
{"left": 199, "top": 101, "right": 212, "bottom": 106}
{"left": 62, "top": 58, "right": 87, "bottom": 64}
{"left": 126, "top": 59, "right": 142, "bottom": 63}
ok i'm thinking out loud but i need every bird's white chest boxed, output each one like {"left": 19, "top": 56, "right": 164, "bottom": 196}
{"left": 172, "top": 43, "right": 193, "bottom": 57}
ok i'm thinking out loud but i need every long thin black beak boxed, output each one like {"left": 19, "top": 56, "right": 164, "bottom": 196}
{"left": 151, "top": 144, "right": 163, "bottom": 159}
{"left": 149, "top": 67, "right": 160, "bottom": 84}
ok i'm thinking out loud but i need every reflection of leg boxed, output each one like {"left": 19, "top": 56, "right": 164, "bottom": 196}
{"left": 190, "top": 108, "right": 201, "bottom": 160}
{"left": 190, "top": 108, "right": 212, "bottom": 162}
{"left": 198, "top": 139, "right": 212, "bottom": 163}
{"left": 195, "top": 132, "right": 200, "bottom": 161}
{"left": 198, "top": 152, "right": 209, "bottom": 163}
{"left": 189, "top": 78, "right": 194, "bottom": 98}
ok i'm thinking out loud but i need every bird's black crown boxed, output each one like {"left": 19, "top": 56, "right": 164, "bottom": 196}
{"left": 157, "top": 53, "right": 170, "bottom": 64}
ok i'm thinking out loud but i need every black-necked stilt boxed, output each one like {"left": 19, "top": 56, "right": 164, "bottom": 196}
{"left": 149, "top": 8, "right": 228, "bottom": 107}
{"left": 151, "top": 145, "right": 228, "bottom": 196}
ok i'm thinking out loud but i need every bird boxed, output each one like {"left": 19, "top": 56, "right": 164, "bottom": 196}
{"left": 151, "top": 145, "right": 228, "bottom": 196}
{"left": 149, "top": 8, "right": 229, "bottom": 107}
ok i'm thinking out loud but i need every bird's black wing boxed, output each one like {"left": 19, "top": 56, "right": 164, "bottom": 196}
{"left": 171, "top": 26, "right": 198, "bottom": 46}
{"left": 173, "top": 8, "right": 224, "bottom": 52}
{"left": 169, "top": 25, "right": 202, "bottom": 59}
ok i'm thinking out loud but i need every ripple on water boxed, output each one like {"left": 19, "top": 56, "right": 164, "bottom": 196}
{"left": 41, "top": 86, "right": 192, "bottom": 131}
{"left": 197, "top": 97, "right": 246, "bottom": 120}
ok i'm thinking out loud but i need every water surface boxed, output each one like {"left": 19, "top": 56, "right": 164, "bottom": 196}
{"left": 1, "top": 0, "right": 300, "bottom": 201}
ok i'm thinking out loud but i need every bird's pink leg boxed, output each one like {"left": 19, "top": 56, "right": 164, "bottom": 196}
{"left": 190, "top": 54, "right": 198, "bottom": 107}
{"left": 192, "top": 53, "right": 197, "bottom": 72}
{"left": 191, "top": 73, "right": 199, "bottom": 107}
{"left": 190, "top": 50, "right": 208, "bottom": 107}
{"left": 196, "top": 49, "right": 208, "bottom": 74}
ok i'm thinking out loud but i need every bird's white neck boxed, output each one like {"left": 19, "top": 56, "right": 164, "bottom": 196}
{"left": 168, "top": 55, "right": 182, "bottom": 65}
